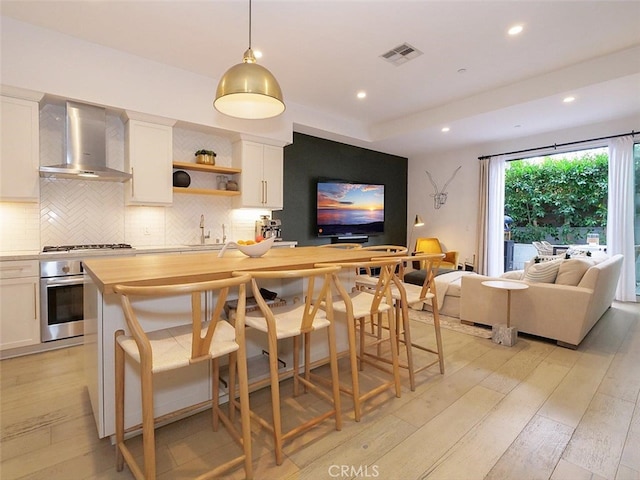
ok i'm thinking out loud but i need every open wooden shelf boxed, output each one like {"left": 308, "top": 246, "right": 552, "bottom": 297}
{"left": 172, "top": 187, "right": 239, "bottom": 196}
{"left": 172, "top": 161, "right": 241, "bottom": 175}
{"left": 172, "top": 161, "right": 241, "bottom": 196}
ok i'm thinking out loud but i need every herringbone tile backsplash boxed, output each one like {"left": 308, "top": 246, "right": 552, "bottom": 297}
{"left": 0, "top": 105, "right": 267, "bottom": 252}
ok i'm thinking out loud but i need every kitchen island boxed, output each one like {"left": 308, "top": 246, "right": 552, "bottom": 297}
{"left": 83, "top": 246, "right": 394, "bottom": 438}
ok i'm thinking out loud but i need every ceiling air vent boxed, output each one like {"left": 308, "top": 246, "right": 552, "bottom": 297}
{"left": 380, "top": 43, "right": 423, "bottom": 66}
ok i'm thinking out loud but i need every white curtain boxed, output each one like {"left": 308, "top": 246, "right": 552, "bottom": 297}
{"left": 476, "top": 159, "right": 489, "bottom": 274}
{"left": 487, "top": 155, "right": 506, "bottom": 277}
{"left": 607, "top": 135, "right": 636, "bottom": 302}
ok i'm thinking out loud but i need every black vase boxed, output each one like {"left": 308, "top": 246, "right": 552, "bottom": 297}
{"left": 173, "top": 170, "right": 191, "bottom": 188}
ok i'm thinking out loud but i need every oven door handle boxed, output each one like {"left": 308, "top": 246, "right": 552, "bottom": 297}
{"left": 42, "top": 276, "right": 84, "bottom": 287}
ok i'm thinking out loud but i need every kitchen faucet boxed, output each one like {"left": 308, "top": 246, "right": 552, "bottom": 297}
{"left": 199, "top": 214, "right": 210, "bottom": 245}
{"left": 222, "top": 223, "right": 227, "bottom": 243}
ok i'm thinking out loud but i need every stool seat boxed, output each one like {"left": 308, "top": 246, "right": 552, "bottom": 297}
{"left": 245, "top": 304, "right": 331, "bottom": 338}
{"left": 117, "top": 321, "right": 238, "bottom": 373}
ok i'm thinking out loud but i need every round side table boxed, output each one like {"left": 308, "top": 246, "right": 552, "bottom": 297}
{"left": 482, "top": 280, "right": 529, "bottom": 346}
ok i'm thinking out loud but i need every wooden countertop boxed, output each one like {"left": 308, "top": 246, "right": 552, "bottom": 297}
{"left": 83, "top": 246, "right": 393, "bottom": 295}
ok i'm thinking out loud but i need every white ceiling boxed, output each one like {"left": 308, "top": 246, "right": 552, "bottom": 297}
{"left": 2, "top": 0, "right": 640, "bottom": 157}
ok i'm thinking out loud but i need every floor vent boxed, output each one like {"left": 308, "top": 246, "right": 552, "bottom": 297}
{"left": 380, "top": 43, "right": 423, "bottom": 66}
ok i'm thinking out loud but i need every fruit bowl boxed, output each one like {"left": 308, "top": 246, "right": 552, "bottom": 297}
{"left": 218, "top": 236, "right": 276, "bottom": 258}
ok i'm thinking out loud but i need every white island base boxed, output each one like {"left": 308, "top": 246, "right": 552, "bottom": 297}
{"left": 84, "top": 273, "right": 353, "bottom": 439}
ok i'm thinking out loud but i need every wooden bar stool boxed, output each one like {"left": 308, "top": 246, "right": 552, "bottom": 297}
{"left": 113, "top": 274, "right": 253, "bottom": 480}
{"left": 230, "top": 266, "right": 343, "bottom": 466}
{"left": 317, "top": 258, "right": 402, "bottom": 422}
{"left": 378, "top": 253, "right": 446, "bottom": 391}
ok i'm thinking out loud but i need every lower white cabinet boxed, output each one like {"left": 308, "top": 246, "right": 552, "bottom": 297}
{"left": 0, "top": 260, "right": 40, "bottom": 350}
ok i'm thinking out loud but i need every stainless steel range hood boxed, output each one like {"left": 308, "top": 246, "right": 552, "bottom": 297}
{"left": 39, "top": 101, "right": 132, "bottom": 182}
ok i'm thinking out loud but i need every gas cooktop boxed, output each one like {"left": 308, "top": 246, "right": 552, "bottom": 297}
{"left": 42, "top": 243, "right": 133, "bottom": 253}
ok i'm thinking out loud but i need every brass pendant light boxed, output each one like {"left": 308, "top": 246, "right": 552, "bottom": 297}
{"left": 214, "top": 0, "right": 285, "bottom": 119}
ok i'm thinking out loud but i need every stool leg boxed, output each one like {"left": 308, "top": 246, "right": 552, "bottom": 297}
{"left": 266, "top": 332, "right": 284, "bottom": 465}
{"left": 304, "top": 332, "right": 311, "bottom": 394}
{"left": 432, "top": 301, "right": 445, "bottom": 374}
{"left": 140, "top": 362, "right": 156, "bottom": 479}
{"left": 346, "top": 314, "right": 362, "bottom": 422}
{"left": 236, "top": 343, "right": 253, "bottom": 479}
{"left": 293, "top": 335, "right": 300, "bottom": 397}
{"left": 228, "top": 351, "right": 237, "bottom": 423}
{"left": 386, "top": 311, "right": 402, "bottom": 398}
{"left": 212, "top": 357, "right": 220, "bottom": 431}
{"left": 399, "top": 300, "right": 416, "bottom": 391}
{"left": 358, "top": 317, "right": 366, "bottom": 371}
{"left": 114, "top": 331, "right": 125, "bottom": 472}
{"left": 327, "top": 321, "right": 342, "bottom": 431}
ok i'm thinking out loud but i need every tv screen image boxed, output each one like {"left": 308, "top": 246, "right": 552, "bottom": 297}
{"left": 316, "top": 181, "right": 385, "bottom": 237}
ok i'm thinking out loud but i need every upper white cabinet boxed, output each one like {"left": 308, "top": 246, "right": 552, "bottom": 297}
{"left": 232, "top": 140, "right": 283, "bottom": 209}
{"left": 0, "top": 96, "right": 40, "bottom": 202}
{"left": 124, "top": 118, "right": 174, "bottom": 205}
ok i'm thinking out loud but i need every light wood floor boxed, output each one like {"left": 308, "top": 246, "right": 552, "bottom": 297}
{"left": 1, "top": 301, "right": 639, "bottom": 480}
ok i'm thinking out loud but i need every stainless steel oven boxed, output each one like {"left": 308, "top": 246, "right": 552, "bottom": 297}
{"left": 40, "top": 259, "right": 85, "bottom": 342}
{"left": 40, "top": 244, "right": 134, "bottom": 342}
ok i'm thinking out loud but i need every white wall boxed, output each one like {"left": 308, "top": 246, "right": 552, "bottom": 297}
{"left": 0, "top": 17, "right": 292, "bottom": 146}
{"left": 408, "top": 114, "right": 640, "bottom": 268}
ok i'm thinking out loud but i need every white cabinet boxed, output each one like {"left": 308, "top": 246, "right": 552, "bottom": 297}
{"left": 0, "top": 96, "right": 40, "bottom": 202}
{"left": 0, "top": 260, "right": 40, "bottom": 350}
{"left": 124, "top": 119, "right": 173, "bottom": 205}
{"left": 232, "top": 140, "right": 283, "bottom": 209}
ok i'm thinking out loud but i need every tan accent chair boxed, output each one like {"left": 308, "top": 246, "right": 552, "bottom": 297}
{"left": 113, "top": 275, "right": 253, "bottom": 480}
{"left": 414, "top": 237, "right": 459, "bottom": 270}
{"left": 231, "top": 266, "right": 343, "bottom": 466}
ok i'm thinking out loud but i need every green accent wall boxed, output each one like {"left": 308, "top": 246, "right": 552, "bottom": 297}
{"left": 274, "top": 133, "right": 408, "bottom": 246}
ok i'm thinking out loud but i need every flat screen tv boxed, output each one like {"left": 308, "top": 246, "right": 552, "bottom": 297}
{"left": 316, "top": 180, "right": 385, "bottom": 237}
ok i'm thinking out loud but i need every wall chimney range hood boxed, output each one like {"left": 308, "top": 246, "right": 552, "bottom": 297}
{"left": 39, "top": 101, "right": 132, "bottom": 182}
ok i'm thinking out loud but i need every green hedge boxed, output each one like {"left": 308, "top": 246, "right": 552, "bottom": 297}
{"left": 505, "top": 152, "right": 608, "bottom": 244}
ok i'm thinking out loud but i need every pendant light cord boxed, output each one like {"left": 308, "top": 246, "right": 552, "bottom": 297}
{"left": 248, "top": 0, "right": 252, "bottom": 49}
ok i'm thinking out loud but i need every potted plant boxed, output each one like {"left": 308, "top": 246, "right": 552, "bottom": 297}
{"left": 195, "top": 149, "right": 216, "bottom": 165}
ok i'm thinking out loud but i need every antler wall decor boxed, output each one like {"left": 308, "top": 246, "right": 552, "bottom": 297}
{"left": 425, "top": 165, "right": 462, "bottom": 209}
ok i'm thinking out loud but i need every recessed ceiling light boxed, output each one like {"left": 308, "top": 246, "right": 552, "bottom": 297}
{"left": 508, "top": 25, "right": 524, "bottom": 36}
{"left": 253, "top": 50, "right": 263, "bottom": 59}
{"left": 441, "top": 127, "right": 450, "bottom": 133}
{"left": 563, "top": 96, "right": 576, "bottom": 103}
{"left": 357, "top": 91, "right": 366, "bottom": 99}
{"left": 457, "top": 68, "right": 467, "bottom": 74}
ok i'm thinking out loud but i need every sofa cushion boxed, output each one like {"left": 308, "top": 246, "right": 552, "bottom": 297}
{"left": 523, "top": 258, "right": 563, "bottom": 283}
{"left": 447, "top": 277, "right": 463, "bottom": 297}
{"left": 555, "top": 258, "right": 595, "bottom": 286}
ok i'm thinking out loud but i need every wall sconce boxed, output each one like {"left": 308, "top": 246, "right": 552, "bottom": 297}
{"left": 409, "top": 214, "right": 424, "bottom": 252}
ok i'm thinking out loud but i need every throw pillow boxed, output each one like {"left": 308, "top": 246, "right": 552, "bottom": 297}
{"left": 523, "top": 258, "right": 563, "bottom": 283}
{"left": 555, "top": 258, "right": 595, "bottom": 286}
{"left": 500, "top": 270, "right": 524, "bottom": 280}
{"left": 534, "top": 253, "right": 567, "bottom": 263}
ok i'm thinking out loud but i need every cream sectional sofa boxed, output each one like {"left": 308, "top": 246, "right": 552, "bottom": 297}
{"left": 459, "top": 254, "right": 623, "bottom": 348}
